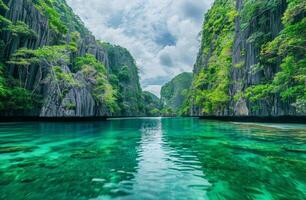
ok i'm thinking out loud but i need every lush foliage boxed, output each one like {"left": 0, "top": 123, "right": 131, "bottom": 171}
{"left": 33, "top": 0, "right": 68, "bottom": 34}
{"left": 0, "top": 0, "right": 8, "bottom": 11}
{"left": 0, "top": 0, "right": 40, "bottom": 111}
{"left": 0, "top": 0, "right": 10, "bottom": 59}
{"left": 9, "top": 45, "right": 119, "bottom": 112}
{"left": 50, "top": 0, "right": 89, "bottom": 36}
{"left": 190, "top": 0, "right": 236, "bottom": 114}
{"left": 53, "top": 66, "right": 80, "bottom": 88}
{"left": 240, "top": 0, "right": 279, "bottom": 30}
{"left": 246, "top": 0, "right": 306, "bottom": 113}
{"left": 0, "top": 15, "right": 10, "bottom": 28}
{"left": 1, "top": 45, "right": 70, "bottom": 112}
{"left": 0, "top": 63, "right": 40, "bottom": 111}
{"left": 93, "top": 78, "right": 118, "bottom": 113}
{"left": 8, "top": 45, "right": 71, "bottom": 99}
{"left": 245, "top": 84, "right": 274, "bottom": 103}
{"left": 76, "top": 54, "right": 118, "bottom": 112}
{"left": 68, "top": 31, "right": 81, "bottom": 52}
{"left": 0, "top": 0, "right": 9, "bottom": 31}
{"left": 161, "top": 72, "right": 193, "bottom": 115}
{"left": 187, "top": 0, "right": 305, "bottom": 115}
{"left": 0, "top": 0, "right": 143, "bottom": 116}
{"left": 0, "top": 63, "right": 7, "bottom": 110}
{"left": 33, "top": 0, "right": 89, "bottom": 35}
{"left": 160, "top": 107, "right": 175, "bottom": 117}
{"left": 9, "top": 45, "right": 70, "bottom": 67}
{"left": 99, "top": 42, "right": 144, "bottom": 115}
{"left": 142, "top": 91, "right": 161, "bottom": 116}
{"left": 5, "top": 21, "right": 37, "bottom": 38}
{"left": 118, "top": 66, "right": 130, "bottom": 82}
{"left": 75, "top": 54, "right": 106, "bottom": 73}
{"left": 1, "top": 86, "right": 38, "bottom": 111}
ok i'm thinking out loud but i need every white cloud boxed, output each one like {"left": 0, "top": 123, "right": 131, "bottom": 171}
{"left": 67, "top": 0, "right": 213, "bottom": 96}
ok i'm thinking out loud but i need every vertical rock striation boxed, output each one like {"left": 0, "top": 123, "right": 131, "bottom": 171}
{"left": 231, "top": 0, "right": 290, "bottom": 116}
{"left": 0, "top": 0, "right": 144, "bottom": 117}
{"left": 189, "top": 0, "right": 305, "bottom": 116}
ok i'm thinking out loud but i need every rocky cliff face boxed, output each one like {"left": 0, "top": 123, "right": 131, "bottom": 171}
{"left": 189, "top": 0, "right": 305, "bottom": 116}
{"left": 142, "top": 91, "right": 161, "bottom": 117}
{"left": 231, "top": 0, "right": 290, "bottom": 116}
{"left": 161, "top": 72, "right": 192, "bottom": 115}
{"left": 102, "top": 43, "right": 144, "bottom": 116}
{"left": 0, "top": 0, "right": 144, "bottom": 117}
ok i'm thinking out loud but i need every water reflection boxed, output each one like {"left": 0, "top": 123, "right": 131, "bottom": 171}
{"left": 120, "top": 118, "right": 210, "bottom": 200}
{"left": 163, "top": 119, "right": 306, "bottom": 200}
{"left": 0, "top": 118, "right": 305, "bottom": 200}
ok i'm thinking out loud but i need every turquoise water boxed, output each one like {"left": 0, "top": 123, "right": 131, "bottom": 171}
{"left": 0, "top": 118, "right": 305, "bottom": 200}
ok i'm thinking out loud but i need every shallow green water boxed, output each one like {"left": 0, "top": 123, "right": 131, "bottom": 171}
{"left": 0, "top": 118, "right": 305, "bottom": 200}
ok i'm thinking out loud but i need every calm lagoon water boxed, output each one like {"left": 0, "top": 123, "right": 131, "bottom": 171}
{"left": 0, "top": 118, "right": 305, "bottom": 200}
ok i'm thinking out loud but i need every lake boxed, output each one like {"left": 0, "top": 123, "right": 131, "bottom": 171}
{"left": 0, "top": 118, "right": 305, "bottom": 200}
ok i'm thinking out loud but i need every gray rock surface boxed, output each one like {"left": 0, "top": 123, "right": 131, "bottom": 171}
{"left": 0, "top": 0, "right": 143, "bottom": 117}
{"left": 191, "top": 0, "right": 300, "bottom": 117}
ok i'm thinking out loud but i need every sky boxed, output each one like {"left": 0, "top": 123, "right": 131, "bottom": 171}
{"left": 67, "top": 0, "right": 213, "bottom": 97}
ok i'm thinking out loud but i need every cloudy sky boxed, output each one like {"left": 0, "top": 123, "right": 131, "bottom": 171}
{"left": 67, "top": 0, "right": 213, "bottom": 96}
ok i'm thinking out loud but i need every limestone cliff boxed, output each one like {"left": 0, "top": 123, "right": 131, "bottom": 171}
{"left": 0, "top": 0, "right": 144, "bottom": 117}
{"left": 189, "top": 0, "right": 305, "bottom": 116}
{"left": 161, "top": 72, "right": 192, "bottom": 115}
{"left": 102, "top": 43, "right": 144, "bottom": 116}
{"left": 142, "top": 91, "right": 161, "bottom": 117}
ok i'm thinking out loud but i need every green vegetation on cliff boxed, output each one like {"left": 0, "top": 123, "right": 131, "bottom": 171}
{"left": 100, "top": 42, "right": 144, "bottom": 116}
{"left": 188, "top": 0, "right": 305, "bottom": 116}
{"left": 0, "top": 0, "right": 43, "bottom": 111}
{"left": 161, "top": 72, "right": 193, "bottom": 116}
{"left": 33, "top": 0, "right": 89, "bottom": 35}
{"left": 33, "top": 0, "right": 68, "bottom": 34}
{"left": 241, "top": 0, "right": 306, "bottom": 114}
{"left": 0, "top": 61, "right": 38, "bottom": 111}
{"left": 253, "top": 0, "right": 306, "bottom": 113}
{"left": 189, "top": 0, "right": 236, "bottom": 115}
{"left": 142, "top": 91, "right": 161, "bottom": 116}
{"left": 0, "top": 0, "right": 144, "bottom": 116}
{"left": 75, "top": 54, "right": 118, "bottom": 112}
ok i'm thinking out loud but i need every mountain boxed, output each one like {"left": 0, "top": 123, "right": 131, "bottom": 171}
{"left": 160, "top": 72, "right": 193, "bottom": 116}
{"left": 187, "top": 0, "right": 305, "bottom": 116}
{"left": 101, "top": 43, "right": 144, "bottom": 116}
{"left": 0, "top": 0, "right": 145, "bottom": 117}
{"left": 142, "top": 91, "right": 161, "bottom": 117}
